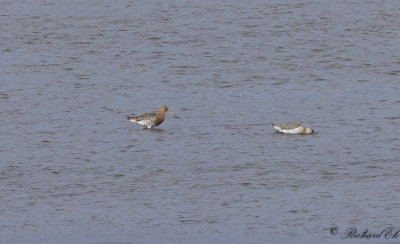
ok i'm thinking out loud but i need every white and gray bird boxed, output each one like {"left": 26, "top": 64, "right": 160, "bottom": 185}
{"left": 272, "top": 122, "right": 314, "bottom": 135}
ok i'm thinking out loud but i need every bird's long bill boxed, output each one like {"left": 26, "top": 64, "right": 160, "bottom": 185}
{"left": 167, "top": 110, "right": 180, "bottom": 119}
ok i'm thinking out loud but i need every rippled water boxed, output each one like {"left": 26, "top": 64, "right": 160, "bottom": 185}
{"left": 1, "top": 0, "right": 400, "bottom": 243}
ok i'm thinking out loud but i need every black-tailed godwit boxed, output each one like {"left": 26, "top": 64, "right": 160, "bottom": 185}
{"left": 127, "top": 105, "right": 179, "bottom": 129}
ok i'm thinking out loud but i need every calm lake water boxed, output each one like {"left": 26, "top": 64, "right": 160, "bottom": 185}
{"left": 1, "top": 0, "right": 400, "bottom": 243}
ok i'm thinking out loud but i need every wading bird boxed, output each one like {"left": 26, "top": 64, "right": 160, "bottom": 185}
{"left": 127, "top": 105, "right": 179, "bottom": 129}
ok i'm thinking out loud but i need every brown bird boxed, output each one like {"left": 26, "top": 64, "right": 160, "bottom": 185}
{"left": 127, "top": 105, "right": 179, "bottom": 129}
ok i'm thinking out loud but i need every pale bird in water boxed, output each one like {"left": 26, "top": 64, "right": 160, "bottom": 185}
{"left": 127, "top": 105, "right": 179, "bottom": 129}
{"left": 272, "top": 122, "right": 314, "bottom": 135}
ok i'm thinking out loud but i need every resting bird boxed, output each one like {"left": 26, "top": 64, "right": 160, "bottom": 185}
{"left": 127, "top": 105, "right": 179, "bottom": 129}
{"left": 272, "top": 122, "right": 314, "bottom": 135}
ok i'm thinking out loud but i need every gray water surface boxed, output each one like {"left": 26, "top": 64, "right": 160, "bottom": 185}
{"left": 1, "top": 0, "right": 400, "bottom": 243}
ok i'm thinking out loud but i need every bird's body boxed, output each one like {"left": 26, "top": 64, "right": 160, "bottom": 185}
{"left": 272, "top": 122, "right": 314, "bottom": 135}
{"left": 127, "top": 105, "right": 179, "bottom": 129}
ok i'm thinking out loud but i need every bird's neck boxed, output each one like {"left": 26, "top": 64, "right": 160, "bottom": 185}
{"left": 159, "top": 108, "right": 166, "bottom": 120}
